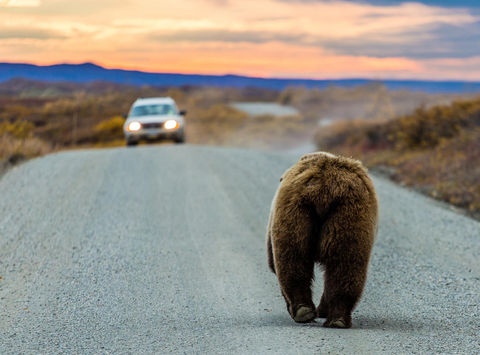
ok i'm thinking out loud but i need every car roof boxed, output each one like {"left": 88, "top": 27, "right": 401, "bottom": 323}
{"left": 132, "top": 97, "right": 176, "bottom": 106}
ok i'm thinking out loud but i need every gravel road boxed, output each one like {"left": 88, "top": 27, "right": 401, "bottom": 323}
{"left": 0, "top": 145, "right": 479, "bottom": 354}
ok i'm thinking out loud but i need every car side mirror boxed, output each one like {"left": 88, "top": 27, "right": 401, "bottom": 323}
{"left": 179, "top": 110, "right": 187, "bottom": 116}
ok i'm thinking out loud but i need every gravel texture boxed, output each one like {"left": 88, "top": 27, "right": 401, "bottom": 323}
{"left": 0, "top": 145, "right": 479, "bottom": 354}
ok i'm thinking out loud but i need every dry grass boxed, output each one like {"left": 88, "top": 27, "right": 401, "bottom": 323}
{"left": 392, "top": 128, "right": 480, "bottom": 214}
{"left": 315, "top": 97, "right": 480, "bottom": 219}
{"left": 0, "top": 134, "right": 52, "bottom": 160}
{"left": 0, "top": 82, "right": 477, "bottom": 194}
{"left": 0, "top": 119, "right": 53, "bottom": 162}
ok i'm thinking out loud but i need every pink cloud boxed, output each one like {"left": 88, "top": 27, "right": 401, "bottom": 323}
{"left": 0, "top": 0, "right": 478, "bottom": 80}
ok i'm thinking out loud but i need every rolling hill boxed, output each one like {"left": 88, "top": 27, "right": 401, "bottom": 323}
{"left": 1, "top": 62, "right": 480, "bottom": 93}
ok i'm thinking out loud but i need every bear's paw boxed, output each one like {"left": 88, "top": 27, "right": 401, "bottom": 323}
{"left": 323, "top": 317, "right": 350, "bottom": 329}
{"left": 293, "top": 305, "right": 316, "bottom": 323}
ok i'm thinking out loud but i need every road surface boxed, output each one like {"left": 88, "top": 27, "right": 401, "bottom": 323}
{"left": 0, "top": 145, "right": 479, "bottom": 354}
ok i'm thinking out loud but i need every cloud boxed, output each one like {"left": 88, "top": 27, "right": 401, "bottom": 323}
{"left": 0, "top": 27, "right": 64, "bottom": 39}
{"left": 203, "top": 0, "right": 229, "bottom": 5}
{"left": 1, "top": 0, "right": 480, "bottom": 79}
{"left": 146, "top": 8, "right": 480, "bottom": 60}
{"left": 277, "top": 0, "right": 480, "bottom": 7}
{"left": 0, "top": 0, "right": 41, "bottom": 7}
{"left": 145, "top": 1, "right": 480, "bottom": 60}
{"left": 0, "top": 17, "right": 103, "bottom": 41}
{"left": 150, "top": 29, "right": 303, "bottom": 44}
{"left": 308, "top": 22, "right": 480, "bottom": 59}
{"left": 0, "top": 0, "right": 124, "bottom": 15}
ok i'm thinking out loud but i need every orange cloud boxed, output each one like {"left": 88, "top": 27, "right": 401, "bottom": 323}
{"left": 0, "top": 0, "right": 41, "bottom": 7}
{"left": 0, "top": 0, "right": 478, "bottom": 80}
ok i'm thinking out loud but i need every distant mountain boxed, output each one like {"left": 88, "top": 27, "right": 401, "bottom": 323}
{"left": 1, "top": 62, "right": 480, "bottom": 94}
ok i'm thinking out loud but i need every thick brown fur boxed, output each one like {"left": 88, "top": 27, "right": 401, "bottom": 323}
{"left": 267, "top": 152, "right": 378, "bottom": 328}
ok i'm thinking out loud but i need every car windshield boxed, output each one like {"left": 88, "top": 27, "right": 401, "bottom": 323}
{"left": 130, "top": 104, "right": 177, "bottom": 117}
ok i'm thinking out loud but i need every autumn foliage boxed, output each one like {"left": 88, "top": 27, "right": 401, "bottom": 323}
{"left": 315, "top": 97, "right": 480, "bottom": 218}
{"left": 1, "top": 79, "right": 478, "bottom": 217}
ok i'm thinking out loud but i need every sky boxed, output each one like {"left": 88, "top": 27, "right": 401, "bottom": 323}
{"left": 0, "top": 0, "right": 479, "bottom": 80}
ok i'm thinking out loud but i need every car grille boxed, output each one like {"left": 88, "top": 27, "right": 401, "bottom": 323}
{"left": 142, "top": 122, "right": 164, "bottom": 129}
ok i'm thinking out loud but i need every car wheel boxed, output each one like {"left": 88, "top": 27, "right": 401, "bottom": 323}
{"left": 174, "top": 133, "right": 185, "bottom": 144}
{"left": 126, "top": 140, "right": 138, "bottom": 147}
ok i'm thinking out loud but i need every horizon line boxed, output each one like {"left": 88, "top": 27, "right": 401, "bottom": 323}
{"left": 2, "top": 60, "right": 480, "bottom": 84}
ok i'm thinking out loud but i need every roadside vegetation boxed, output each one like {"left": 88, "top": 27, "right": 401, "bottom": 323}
{"left": 315, "top": 98, "right": 480, "bottom": 219}
{"left": 0, "top": 106, "right": 53, "bottom": 171}
{"left": 1, "top": 78, "right": 478, "bottom": 217}
{"left": 0, "top": 78, "right": 465, "bottom": 157}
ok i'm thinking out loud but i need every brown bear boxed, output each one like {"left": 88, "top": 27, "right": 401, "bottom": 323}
{"left": 266, "top": 152, "right": 378, "bottom": 328}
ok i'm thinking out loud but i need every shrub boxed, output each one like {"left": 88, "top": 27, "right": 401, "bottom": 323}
{"left": 314, "top": 97, "right": 480, "bottom": 218}
{"left": 0, "top": 133, "right": 52, "bottom": 160}
{"left": 0, "top": 120, "right": 35, "bottom": 139}
{"left": 93, "top": 116, "right": 125, "bottom": 142}
{"left": 391, "top": 100, "right": 480, "bottom": 150}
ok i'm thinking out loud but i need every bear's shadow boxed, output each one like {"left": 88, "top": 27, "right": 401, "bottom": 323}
{"left": 260, "top": 313, "right": 432, "bottom": 332}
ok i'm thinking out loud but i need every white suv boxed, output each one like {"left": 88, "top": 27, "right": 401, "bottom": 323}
{"left": 123, "top": 97, "right": 186, "bottom": 146}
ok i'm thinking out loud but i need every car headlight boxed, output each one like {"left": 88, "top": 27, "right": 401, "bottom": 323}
{"left": 127, "top": 121, "right": 142, "bottom": 132}
{"left": 164, "top": 120, "right": 179, "bottom": 130}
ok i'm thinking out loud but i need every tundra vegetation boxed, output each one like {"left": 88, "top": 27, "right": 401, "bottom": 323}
{"left": 315, "top": 98, "right": 480, "bottom": 219}
{"left": 0, "top": 78, "right": 477, "bottom": 216}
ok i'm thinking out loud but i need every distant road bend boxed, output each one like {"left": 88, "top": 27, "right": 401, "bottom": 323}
{"left": 0, "top": 145, "right": 479, "bottom": 354}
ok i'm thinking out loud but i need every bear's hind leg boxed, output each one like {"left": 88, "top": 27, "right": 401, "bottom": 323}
{"left": 322, "top": 261, "right": 368, "bottom": 328}
{"left": 274, "top": 241, "right": 316, "bottom": 323}
{"left": 316, "top": 205, "right": 373, "bottom": 329}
